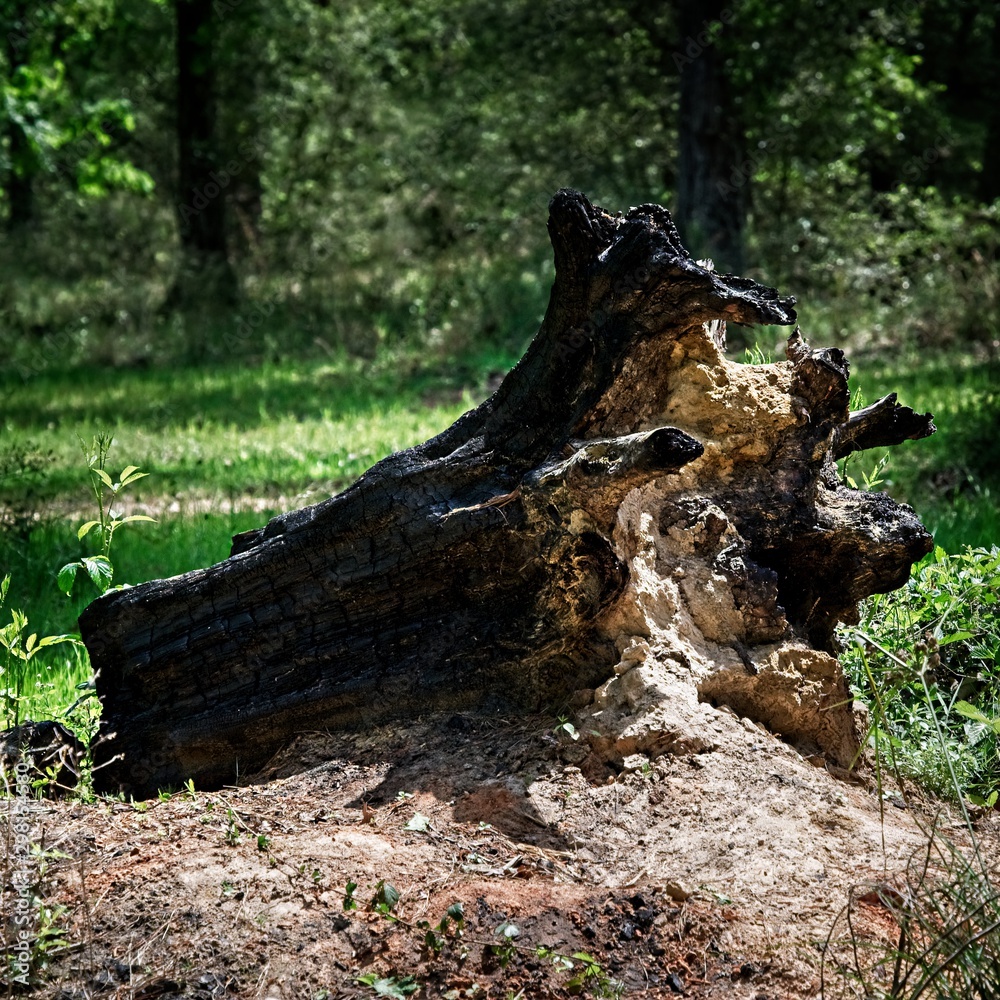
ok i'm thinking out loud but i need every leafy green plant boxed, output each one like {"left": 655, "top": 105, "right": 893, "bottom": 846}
{"left": 342, "top": 879, "right": 360, "bottom": 911}
{"left": 6, "top": 849, "right": 78, "bottom": 984}
{"left": 825, "top": 548, "right": 1000, "bottom": 999}
{"left": 536, "top": 947, "right": 623, "bottom": 997}
{"left": 370, "top": 880, "right": 401, "bottom": 919}
{"left": 416, "top": 901, "right": 465, "bottom": 955}
{"left": 554, "top": 716, "right": 579, "bottom": 741}
{"left": 355, "top": 973, "right": 420, "bottom": 998}
{"left": 837, "top": 388, "right": 892, "bottom": 493}
{"left": 223, "top": 807, "right": 241, "bottom": 845}
{"left": 537, "top": 946, "right": 575, "bottom": 973}
{"left": 491, "top": 920, "right": 520, "bottom": 968}
{"left": 57, "top": 434, "right": 155, "bottom": 598}
{"left": 564, "top": 952, "right": 624, "bottom": 998}
{"left": 29, "top": 896, "right": 74, "bottom": 974}
{"left": 841, "top": 450, "right": 891, "bottom": 492}
{"left": 0, "top": 574, "right": 80, "bottom": 728}
{"left": 840, "top": 546, "right": 1000, "bottom": 805}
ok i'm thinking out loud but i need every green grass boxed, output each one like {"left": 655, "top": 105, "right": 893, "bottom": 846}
{"left": 845, "top": 349, "right": 1000, "bottom": 553}
{"left": 1, "top": 347, "right": 512, "bottom": 507}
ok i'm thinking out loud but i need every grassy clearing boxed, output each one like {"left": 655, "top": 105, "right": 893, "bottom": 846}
{"left": 2, "top": 346, "right": 512, "bottom": 506}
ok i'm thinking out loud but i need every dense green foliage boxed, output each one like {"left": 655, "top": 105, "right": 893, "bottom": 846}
{"left": 2, "top": 0, "right": 998, "bottom": 359}
{"left": 841, "top": 546, "right": 1000, "bottom": 806}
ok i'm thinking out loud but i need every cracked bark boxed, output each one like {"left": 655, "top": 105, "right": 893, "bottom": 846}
{"left": 80, "top": 190, "right": 935, "bottom": 797}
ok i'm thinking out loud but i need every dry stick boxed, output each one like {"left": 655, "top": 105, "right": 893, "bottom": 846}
{"left": 74, "top": 855, "right": 98, "bottom": 987}
{"left": 440, "top": 487, "right": 522, "bottom": 521}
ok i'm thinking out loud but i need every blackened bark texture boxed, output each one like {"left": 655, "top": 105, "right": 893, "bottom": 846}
{"left": 675, "top": 0, "right": 745, "bottom": 274}
{"left": 168, "top": 0, "right": 237, "bottom": 308}
{"left": 81, "top": 190, "right": 935, "bottom": 798}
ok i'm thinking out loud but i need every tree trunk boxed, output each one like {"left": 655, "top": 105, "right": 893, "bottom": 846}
{"left": 981, "top": 7, "right": 1000, "bottom": 202}
{"left": 4, "top": 0, "right": 35, "bottom": 233}
{"left": 168, "top": 0, "right": 237, "bottom": 309}
{"left": 81, "top": 190, "right": 934, "bottom": 798}
{"left": 220, "top": 0, "right": 265, "bottom": 267}
{"left": 675, "top": 0, "right": 745, "bottom": 275}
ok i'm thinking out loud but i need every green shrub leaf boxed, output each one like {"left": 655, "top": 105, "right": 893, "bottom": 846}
{"left": 77, "top": 519, "right": 101, "bottom": 540}
{"left": 57, "top": 562, "right": 80, "bottom": 596}
{"left": 82, "top": 555, "right": 113, "bottom": 593}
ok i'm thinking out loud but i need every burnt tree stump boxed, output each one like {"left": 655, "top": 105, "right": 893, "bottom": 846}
{"left": 80, "top": 191, "right": 935, "bottom": 797}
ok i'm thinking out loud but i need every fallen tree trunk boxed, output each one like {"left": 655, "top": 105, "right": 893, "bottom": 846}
{"left": 80, "top": 190, "right": 935, "bottom": 797}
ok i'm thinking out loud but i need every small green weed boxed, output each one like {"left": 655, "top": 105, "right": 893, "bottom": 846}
{"left": 0, "top": 574, "right": 81, "bottom": 729}
{"left": 416, "top": 901, "right": 465, "bottom": 955}
{"left": 355, "top": 973, "right": 419, "bottom": 998}
{"left": 536, "top": 947, "right": 623, "bottom": 997}
{"left": 565, "top": 951, "right": 624, "bottom": 998}
{"left": 57, "top": 433, "right": 156, "bottom": 598}
{"left": 840, "top": 450, "right": 891, "bottom": 492}
{"left": 223, "top": 807, "right": 241, "bottom": 845}
{"left": 491, "top": 921, "right": 520, "bottom": 967}
{"left": 343, "top": 879, "right": 359, "bottom": 911}
{"left": 741, "top": 343, "right": 773, "bottom": 365}
{"left": 554, "top": 716, "right": 579, "bottom": 741}
{"left": 370, "top": 880, "right": 402, "bottom": 919}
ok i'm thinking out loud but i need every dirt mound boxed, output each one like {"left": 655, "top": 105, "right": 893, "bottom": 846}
{"left": 7, "top": 709, "right": 992, "bottom": 998}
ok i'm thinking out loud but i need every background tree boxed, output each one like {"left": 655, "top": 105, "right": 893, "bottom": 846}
{"left": 673, "top": 0, "right": 745, "bottom": 274}
{"left": 167, "top": 0, "right": 236, "bottom": 309}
